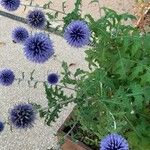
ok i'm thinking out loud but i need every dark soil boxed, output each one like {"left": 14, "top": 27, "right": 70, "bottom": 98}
{"left": 63, "top": 122, "right": 99, "bottom": 150}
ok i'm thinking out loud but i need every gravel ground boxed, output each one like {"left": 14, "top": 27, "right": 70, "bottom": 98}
{"left": 0, "top": 15, "right": 87, "bottom": 150}
{"left": 0, "top": 0, "right": 136, "bottom": 19}
{"left": 0, "top": 0, "right": 136, "bottom": 150}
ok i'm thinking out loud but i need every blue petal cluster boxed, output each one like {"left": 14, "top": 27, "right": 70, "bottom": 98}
{"left": 24, "top": 33, "right": 54, "bottom": 63}
{"left": 0, "top": 69, "right": 15, "bottom": 86}
{"left": 100, "top": 133, "right": 129, "bottom": 150}
{"left": 47, "top": 73, "right": 59, "bottom": 85}
{"left": 0, "top": 0, "right": 20, "bottom": 11}
{"left": 26, "top": 10, "right": 46, "bottom": 29}
{"left": 0, "top": 121, "right": 4, "bottom": 132}
{"left": 64, "top": 20, "right": 91, "bottom": 48}
{"left": 9, "top": 103, "right": 36, "bottom": 129}
{"left": 12, "top": 27, "right": 29, "bottom": 43}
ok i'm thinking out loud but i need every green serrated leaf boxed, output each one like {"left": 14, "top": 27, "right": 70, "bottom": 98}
{"left": 89, "top": 0, "right": 99, "bottom": 5}
{"left": 141, "top": 71, "right": 150, "bottom": 85}
{"left": 34, "top": 81, "right": 38, "bottom": 88}
{"left": 120, "top": 13, "right": 137, "bottom": 21}
{"left": 54, "top": 11, "right": 59, "bottom": 18}
{"left": 129, "top": 83, "right": 144, "bottom": 108}
{"left": 62, "top": 1, "right": 66, "bottom": 12}
{"left": 143, "top": 34, "right": 150, "bottom": 53}
{"left": 39, "top": 109, "right": 47, "bottom": 118}
{"left": 30, "top": 69, "right": 35, "bottom": 81}
{"left": 46, "top": 13, "right": 54, "bottom": 19}
{"left": 74, "top": 68, "right": 85, "bottom": 77}
{"left": 85, "top": 14, "right": 95, "bottom": 23}
{"left": 43, "top": 1, "right": 52, "bottom": 9}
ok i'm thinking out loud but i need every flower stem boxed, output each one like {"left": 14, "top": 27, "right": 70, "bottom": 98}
{"left": 15, "top": 78, "right": 75, "bottom": 91}
{"left": 109, "top": 111, "right": 117, "bottom": 130}
{"left": 20, "top": 3, "right": 67, "bottom": 15}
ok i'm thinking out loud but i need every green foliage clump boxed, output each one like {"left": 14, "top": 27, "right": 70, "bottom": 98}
{"left": 35, "top": 1, "right": 150, "bottom": 150}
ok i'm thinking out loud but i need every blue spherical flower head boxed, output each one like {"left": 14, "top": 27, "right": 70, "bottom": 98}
{"left": 9, "top": 103, "right": 36, "bottom": 129}
{"left": 64, "top": 20, "right": 91, "bottom": 48}
{"left": 100, "top": 133, "right": 129, "bottom": 150}
{"left": 26, "top": 9, "right": 46, "bottom": 29}
{"left": 0, "top": 0, "right": 20, "bottom": 11}
{"left": 24, "top": 33, "right": 54, "bottom": 63}
{"left": 0, "top": 121, "right": 4, "bottom": 132}
{"left": 0, "top": 69, "right": 15, "bottom": 86}
{"left": 12, "top": 27, "right": 29, "bottom": 43}
{"left": 47, "top": 73, "right": 59, "bottom": 85}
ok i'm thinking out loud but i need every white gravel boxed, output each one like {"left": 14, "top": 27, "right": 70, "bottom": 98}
{"left": 0, "top": 15, "right": 88, "bottom": 150}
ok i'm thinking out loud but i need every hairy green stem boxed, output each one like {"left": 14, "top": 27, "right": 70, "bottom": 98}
{"left": 124, "top": 115, "right": 141, "bottom": 137}
{"left": 109, "top": 111, "right": 117, "bottom": 130}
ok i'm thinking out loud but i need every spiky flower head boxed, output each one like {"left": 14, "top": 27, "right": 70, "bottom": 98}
{"left": 12, "top": 27, "right": 29, "bottom": 43}
{"left": 9, "top": 103, "right": 36, "bottom": 129}
{"left": 0, "top": 0, "right": 20, "bottom": 11}
{"left": 64, "top": 20, "right": 91, "bottom": 48}
{"left": 26, "top": 9, "right": 46, "bottom": 29}
{"left": 0, "top": 69, "right": 15, "bottom": 86}
{"left": 100, "top": 133, "right": 129, "bottom": 150}
{"left": 47, "top": 73, "right": 59, "bottom": 85}
{"left": 0, "top": 121, "right": 4, "bottom": 132}
{"left": 24, "top": 33, "right": 54, "bottom": 63}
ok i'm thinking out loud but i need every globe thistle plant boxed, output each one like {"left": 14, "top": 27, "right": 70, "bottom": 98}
{"left": 47, "top": 73, "right": 59, "bottom": 85}
{"left": 0, "top": 0, "right": 20, "bottom": 11}
{"left": 12, "top": 27, "right": 29, "bottom": 43}
{"left": 0, "top": 121, "right": 4, "bottom": 132}
{"left": 0, "top": 69, "right": 15, "bottom": 86}
{"left": 100, "top": 133, "right": 129, "bottom": 150}
{"left": 64, "top": 20, "right": 91, "bottom": 48}
{"left": 26, "top": 9, "right": 46, "bottom": 29}
{"left": 24, "top": 33, "right": 54, "bottom": 63}
{"left": 9, "top": 103, "right": 36, "bottom": 129}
